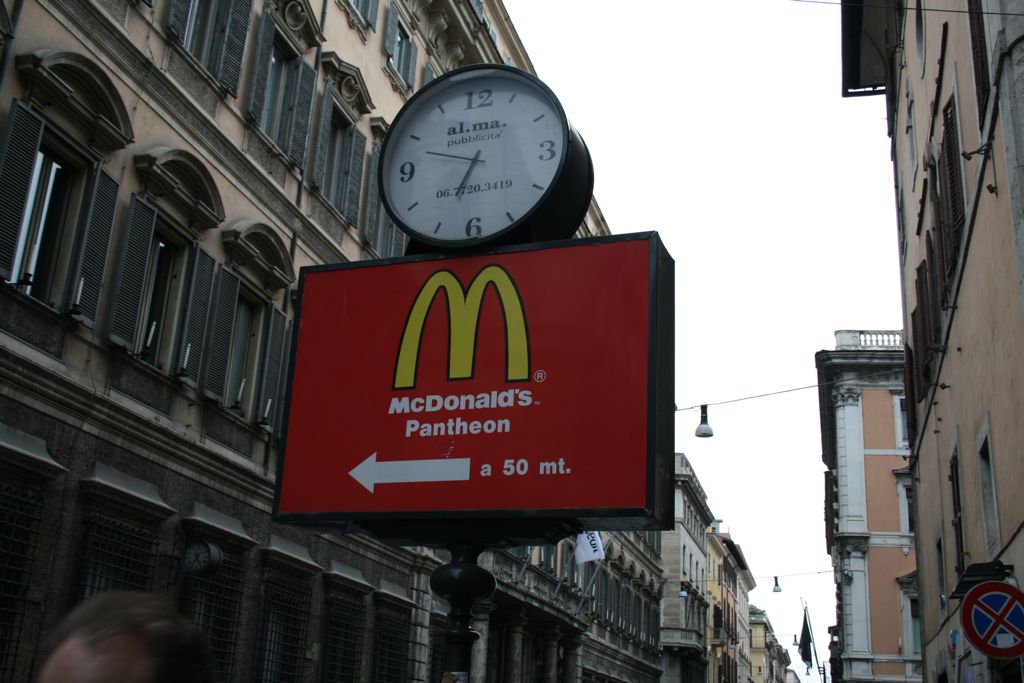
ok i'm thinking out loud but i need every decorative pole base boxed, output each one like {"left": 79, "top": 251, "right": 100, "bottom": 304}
{"left": 430, "top": 545, "right": 497, "bottom": 681}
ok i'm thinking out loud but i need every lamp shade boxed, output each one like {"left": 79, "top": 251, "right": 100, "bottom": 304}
{"left": 695, "top": 404, "right": 713, "bottom": 438}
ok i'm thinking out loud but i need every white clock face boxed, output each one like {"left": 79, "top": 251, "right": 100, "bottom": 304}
{"left": 380, "top": 66, "right": 568, "bottom": 246}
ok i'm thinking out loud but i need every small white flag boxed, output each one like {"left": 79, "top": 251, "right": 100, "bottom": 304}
{"left": 575, "top": 531, "right": 605, "bottom": 565}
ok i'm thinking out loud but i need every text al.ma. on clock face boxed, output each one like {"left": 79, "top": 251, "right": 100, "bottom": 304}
{"left": 382, "top": 70, "right": 567, "bottom": 243}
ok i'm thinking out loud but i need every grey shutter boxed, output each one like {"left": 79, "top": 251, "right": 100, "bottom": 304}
{"left": 72, "top": 169, "right": 120, "bottom": 326}
{"left": 389, "top": 220, "right": 408, "bottom": 257}
{"left": 469, "top": 0, "right": 486, "bottom": 24}
{"left": 401, "top": 39, "right": 418, "bottom": 88}
{"left": 166, "top": 0, "right": 192, "bottom": 44}
{"left": 246, "top": 9, "right": 275, "bottom": 123}
{"left": 343, "top": 128, "right": 367, "bottom": 224}
{"left": 310, "top": 90, "right": 333, "bottom": 191}
{"left": 365, "top": 0, "right": 379, "bottom": 30}
{"left": 177, "top": 246, "right": 216, "bottom": 387}
{"left": 383, "top": 7, "right": 398, "bottom": 58}
{"left": 257, "top": 305, "right": 287, "bottom": 430}
{"left": 422, "top": 61, "right": 435, "bottom": 87}
{"left": 108, "top": 196, "right": 157, "bottom": 349}
{"left": 287, "top": 62, "right": 316, "bottom": 167}
{"left": 362, "top": 148, "right": 380, "bottom": 249}
{"left": 0, "top": 101, "right": 44, "bottom": 282}
{"left": 201, "top": 266, "right": 240, "bottom": 402}
{"left": 217, "top": 0, "right": 254, "bottom": 96}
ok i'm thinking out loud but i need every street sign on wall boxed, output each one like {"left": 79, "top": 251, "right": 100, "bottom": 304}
{"left": 961, "top": 580, "right": 1024, "bottom": 659}
{"left": 272, "top": 232, "right": 674, "bottom": 544}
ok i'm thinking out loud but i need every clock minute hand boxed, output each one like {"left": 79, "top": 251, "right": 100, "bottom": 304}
{"left": 455, "top": 149, "right": 483, "bottom": 198}
{"left": 425, "top": 150, "right": 488, "bottom": 163}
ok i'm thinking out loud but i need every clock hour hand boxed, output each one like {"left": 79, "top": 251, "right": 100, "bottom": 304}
{"left": 425, "top": 150, "right": 488, "bottom": 163}
{"left": 455, "top": 149, "right": 483, "bottom": 198}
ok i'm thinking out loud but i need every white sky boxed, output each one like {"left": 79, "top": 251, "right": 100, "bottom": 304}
{"left": 502, "top": 1, "right": 904, "bottom": 679}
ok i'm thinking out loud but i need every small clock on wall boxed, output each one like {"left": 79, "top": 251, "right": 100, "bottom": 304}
{"left": 378, "top": 63, "right": 594, "bottom": 251}
{"left": 181, "top": 540, "right": 224, "bottom": 577}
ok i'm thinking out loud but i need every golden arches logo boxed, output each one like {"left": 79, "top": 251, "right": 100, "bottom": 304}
{"left": 394, "top": 265, "right": 530, "bottom": 390}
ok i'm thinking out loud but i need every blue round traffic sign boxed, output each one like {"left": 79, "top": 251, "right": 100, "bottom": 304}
{"left": 961, "top": 581, "right": 1024, "bottom": 659}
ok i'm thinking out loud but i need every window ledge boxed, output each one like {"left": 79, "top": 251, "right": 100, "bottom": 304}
{"left": 336, "top": 0, "right": 372, "bottom": 43}
{"left": 166, "top": 41, "right": 230, "bottom": 100}
{"left": 262, "top": 534, "right": 321, "bottom": 575}
{"left": 0, "top": 422, "right": 66, "bottom": 480}
{"left": 182, "top": 502, "right": 257, "bottom": 549}
{"left": 382, "top": 59, "right": 411, "bottom": 97}
{"left": 80, "top": 462, "right": 176, "bottom": 521}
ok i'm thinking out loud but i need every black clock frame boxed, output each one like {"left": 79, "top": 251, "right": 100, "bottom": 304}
{"left": 378, "top": 63, "right": 594, "bottom": 254}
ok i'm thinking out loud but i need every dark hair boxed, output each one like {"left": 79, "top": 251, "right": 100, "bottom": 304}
{"left": 44, "top": 591, "right": 217, "bottom": 683}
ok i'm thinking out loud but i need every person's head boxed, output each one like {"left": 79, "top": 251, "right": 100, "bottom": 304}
{"left": 37, "top": 591, "right": 217, "bottom": 683}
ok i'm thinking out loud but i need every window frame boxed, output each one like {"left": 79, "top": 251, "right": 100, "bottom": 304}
{"left": 247, "top": 7, "right": 316, "bottom": 167}
{"left": 0, "top": 101, "right": 120, "bottom": 325}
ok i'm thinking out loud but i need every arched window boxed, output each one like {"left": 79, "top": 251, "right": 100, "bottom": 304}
{"left": 0, "top": 51, "right": 132, "bottom": 324}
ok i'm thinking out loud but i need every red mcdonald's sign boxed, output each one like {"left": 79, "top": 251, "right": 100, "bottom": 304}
{"left": 273, "top": 233, "right": 674, "bottom": 544}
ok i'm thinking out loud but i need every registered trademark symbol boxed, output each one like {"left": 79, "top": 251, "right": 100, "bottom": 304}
{"left": 534, "top": 369, "right": 547, "bottom": 382}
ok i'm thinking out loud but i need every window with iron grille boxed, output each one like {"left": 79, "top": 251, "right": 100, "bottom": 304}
{"left": 181, "top": 552, "right": 245, "bottom": 680}
{"left": 321, "top": 592, "right": 366, "bottom": 682}
{"left": 78, "top": 513, "right": 157, "bottom": 599}
{"left": 429, "top": 616, "right": 447, "bottom": 682}
{"left": 0, "top": 483, "right": 42, "bottom": 682}
{"left": 257, "top": 572, "right": 312, "bottom": 683}
{"left": 371, "top": 604, "right": 411, "bottom": 682}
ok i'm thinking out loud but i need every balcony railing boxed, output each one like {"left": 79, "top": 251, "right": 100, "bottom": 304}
{"left": 661, "top": 627, "right": 705, "bottom": 650}
{"left": 835, "top": 330, "right": 903, "bottom": 350}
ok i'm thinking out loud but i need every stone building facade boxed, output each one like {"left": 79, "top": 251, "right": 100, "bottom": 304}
{"left": 660, "top": 453, "right": 714, "bottom": 683}
{"left": 0, "top": 1, "right": 661, "bottom": 682}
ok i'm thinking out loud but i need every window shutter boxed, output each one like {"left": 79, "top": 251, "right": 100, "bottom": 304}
{"left": 940, "top": 102, "right": 964, "bottom": 259}
{"left": 287, "top": 62, "right": 316, "bottom": 168}
{"left": 166, "top": 0, "right": 192, "bottom": 45}
{"left": 363, "top": 148, "right": 380, "bottom": 248}
{"left": 383, "top": 7, "right": 398, "bottom": 58}
{"left": 73, "top": 169, "right": 120, "bottom": 326}
{"left": 257, "top": 306, "right": 287, "bottom": 431}
{"left": 403, "top": 41, "right": 418, "bottom": 88}
{"left": 246, "top": 9, "right": 276, "bottom": 124}
{"left": 177, "top": 247, "right": 216, "bottom": 387}
{"left": 389, "top": 220, "right": 407, "bottom": 258}
{"left": 108, "top": 195, "right": 157, "bottom": 349}
{"left": 365, "top": 0, "right": 380, "bottom": 30}
{"left": 310, "top": 90, "right": 333, "bottom": 191}
{"left": 343, "top": 128, "right": 367, "bottom": 225}
{"left": 201, "top": 267, "right": 240, "bottom": 402}
{"left": 469, "top": 0, "right": 485, "bottom": 24}
{"left": 0, "top": 101, "right": 45, "bottom": 282}
{"left": 422, "top": 61, "right": 435, "bottom": 87}
{"left": 218, "top": 0, "right": 254, "bottom": 96}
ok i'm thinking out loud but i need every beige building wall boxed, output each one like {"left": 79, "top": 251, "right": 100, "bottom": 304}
{"left": 839, "top": 3, "right": 1024, "bottom": 683}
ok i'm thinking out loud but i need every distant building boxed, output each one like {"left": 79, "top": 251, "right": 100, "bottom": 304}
{"left": 661, "top": 453, "right": 714, "bottom": 683}
{"left": 750, "top": 606, "right": 791, "bottom": 683}
{"left": 816, "top": 331, "right": 919, "bottom": 683}
{"left": 708, "top": 522, "right": 753, "bottom": 683}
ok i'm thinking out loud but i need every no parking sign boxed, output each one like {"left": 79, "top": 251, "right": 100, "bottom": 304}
{"left": 961, "top": 581, "right": 1024, "bottom": 659}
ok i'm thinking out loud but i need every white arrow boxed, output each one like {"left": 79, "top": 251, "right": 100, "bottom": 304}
{"left": 349, "top": 452, "right": 471, "bottom": 493}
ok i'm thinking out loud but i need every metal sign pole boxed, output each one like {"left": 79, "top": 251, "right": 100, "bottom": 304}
{"left": 430, "top": 545, "right": 496, "bottom": 682}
